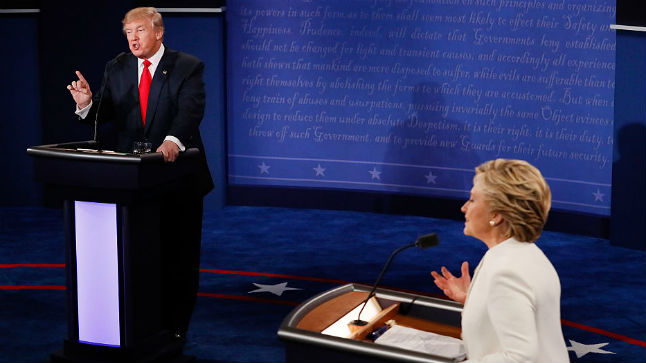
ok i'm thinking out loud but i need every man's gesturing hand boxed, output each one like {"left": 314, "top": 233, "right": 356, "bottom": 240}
{"left": 67, "top": 71, "right": 93, "bottom": 109}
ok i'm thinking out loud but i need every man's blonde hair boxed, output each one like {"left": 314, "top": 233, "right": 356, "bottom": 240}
{"left": 475, "top": 159, "right": 551, "bottom": 242}
{"left": 122, "top": 7, "right": 164, "bottom": 32}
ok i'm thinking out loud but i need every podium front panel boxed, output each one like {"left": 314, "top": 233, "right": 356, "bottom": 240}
{"left": 74, "top": 201, "right": 121, "bottom": 347}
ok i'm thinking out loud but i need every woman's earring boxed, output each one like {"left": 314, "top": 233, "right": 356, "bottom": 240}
{"left": 489, "top": 220, "right": 496, "bottom": 227}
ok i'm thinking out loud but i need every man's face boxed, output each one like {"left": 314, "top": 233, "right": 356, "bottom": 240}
{"left": 124, "top": 17, "right": 162, "bottom": 59}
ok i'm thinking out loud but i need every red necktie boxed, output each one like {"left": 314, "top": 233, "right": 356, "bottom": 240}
{"left": 139, "top": 60, "right": 152, "bottom": 126}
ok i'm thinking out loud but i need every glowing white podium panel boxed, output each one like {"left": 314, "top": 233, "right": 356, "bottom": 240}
{"left": 74, "top": 201, "right": 120, "bottom": 347}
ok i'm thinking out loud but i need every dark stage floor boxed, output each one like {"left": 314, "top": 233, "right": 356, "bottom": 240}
{"left": 1, "top": 206, "right": 644, "bottom": 362}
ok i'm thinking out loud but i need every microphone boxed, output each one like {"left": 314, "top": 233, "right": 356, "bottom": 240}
{"left": 92, "top": 52, "right": 126, "bottom": 143}
{"left": 350, "top": 233, "right": 439, "bottom": 327}
{"left": 92, "top": 70, "right": 107, "bottom": 144}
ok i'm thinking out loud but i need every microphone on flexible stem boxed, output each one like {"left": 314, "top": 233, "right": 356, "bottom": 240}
{"left": 92, "top": 52, "right": 125, "bottom": 145}
{"left": 350, "top": 233, "right": 439, "bottom": 327}
{"left": 92, "top": 68, "right": 108, "bottom": 145}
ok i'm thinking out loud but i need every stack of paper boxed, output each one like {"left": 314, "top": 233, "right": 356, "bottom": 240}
{"left": 375, "top": 325, "right": 466, "bottom": 361}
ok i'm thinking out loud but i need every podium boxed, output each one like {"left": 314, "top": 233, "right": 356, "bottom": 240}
{"left": 278, "top": 283, "right": 465, "bottom": 363}
{"left": 27, "top": 140, "right": 200, "bottom": 362}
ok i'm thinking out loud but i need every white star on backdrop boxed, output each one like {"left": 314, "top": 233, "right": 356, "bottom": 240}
{"left": 567, "top": 340, "right": 615, "bottom": 358}
{"left": 592, "top": 189, "right": 604, "bottom": 202}
{"left": 313, "top": 164, "right": 326, "bottom": 176}
{"left": 368, "top": 167, "right": 382, "bottom": 180}
{"left": 424, "top": 171, "right": 438, "bottom": 184}
{"left": 258, "top": 162, "right": 271, "bottom": 175}
{"left": 248, "top": 282, "right": 302, "bottom": 296}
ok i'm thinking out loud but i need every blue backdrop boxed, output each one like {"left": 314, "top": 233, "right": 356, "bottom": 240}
{"left": 0, "top": 15, "right": 42, "bottom": 206}
{"left": 164, "top": 15, "right": 227, "bottom": 209}
{"left": 226, "top": 0, "right": 615, "bottom": 216}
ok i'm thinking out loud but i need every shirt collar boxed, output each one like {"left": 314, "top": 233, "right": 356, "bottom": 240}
{"left": 138, "top": 43, "right": 165, "bottom": 69}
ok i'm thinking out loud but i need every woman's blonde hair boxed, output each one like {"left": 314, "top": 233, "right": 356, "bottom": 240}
{"left": 122, "top": 7, "right": 164, "bottom": 32}
{"left": 475, "top": 159, "right": 551, "bottom": 242}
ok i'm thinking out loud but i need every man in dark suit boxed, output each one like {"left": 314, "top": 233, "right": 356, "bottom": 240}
{"left": 67, "top": 7, "right": 213, "bottom": 340}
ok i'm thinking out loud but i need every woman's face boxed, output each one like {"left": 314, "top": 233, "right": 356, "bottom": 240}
{"left": 461, "top": 178, "right": 493, "bottom": 241}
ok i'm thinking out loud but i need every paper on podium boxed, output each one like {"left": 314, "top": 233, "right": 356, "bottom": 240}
{"left": 375, "top": 325, "right": 466, "bottom": 361}
{"left": 321, "top": 297, "right": 381, "bottom": 338}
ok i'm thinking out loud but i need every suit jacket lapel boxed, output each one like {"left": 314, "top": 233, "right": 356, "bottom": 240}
{"left": 144, "top": 49, "right": 176, "bottom": 135}
{"left": 122, "top": 54, "right": 142, "bottom": 129}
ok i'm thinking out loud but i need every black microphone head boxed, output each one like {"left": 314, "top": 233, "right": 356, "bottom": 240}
{"left": 415, "top": 233, "right": 439, "bottom": 249}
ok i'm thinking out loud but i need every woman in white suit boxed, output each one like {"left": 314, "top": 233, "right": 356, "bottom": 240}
{"left": 432, "top": 159, "right": 569, "bottom": 363}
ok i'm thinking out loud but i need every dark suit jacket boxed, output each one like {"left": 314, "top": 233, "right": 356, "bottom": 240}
{"left": 87, "top": 46, "right": 214, "bottom": 195}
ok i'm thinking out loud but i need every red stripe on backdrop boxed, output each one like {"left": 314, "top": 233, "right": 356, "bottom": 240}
{"left": 201, "top": 268, "right": 447, "bottom": 299}
{"left": 561, "top": 319, "right": 646, "bottom": 347}
{"left": 200, "top": 268, "right": 352, "bottom": 285}
{"left": 0, "top": 264, "right": 65, "bottom": 268}
{"left": 3, "top": 265, "right": 646, "bottom": 347}
{"left": 197, "top": 292, "right": 299, "bottom": 306}
{"left": 0, "top": 285, "right": 65, "bottom": 290}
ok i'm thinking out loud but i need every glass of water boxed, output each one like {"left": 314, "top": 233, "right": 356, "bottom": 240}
{"left": 133, "top": 141, "right": 152, "bottom": 154}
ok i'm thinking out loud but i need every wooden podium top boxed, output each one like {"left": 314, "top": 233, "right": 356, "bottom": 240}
{"left": 294, "top": 289, "right": 461, "bottom": 339}
{"left": 278, "top": 284, "right": 465, "bottom": 363}
{"left": 296, "top": 291, "right": 368, "bottom": 332}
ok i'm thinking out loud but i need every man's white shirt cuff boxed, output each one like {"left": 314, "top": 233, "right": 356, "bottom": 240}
{"left": 165, "top": 136, "right": 186, "bottom": 151}
{"left": 75, "top": 101, "right": 93, "bottom": 119}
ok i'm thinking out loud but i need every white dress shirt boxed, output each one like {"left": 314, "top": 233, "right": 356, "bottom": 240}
{"left": 461, "top": 237, "right": 569, "bottom": 363}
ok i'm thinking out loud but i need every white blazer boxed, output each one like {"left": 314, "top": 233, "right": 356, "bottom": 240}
{"left": 461, "top": 238, "right": 569, "bottom": 363}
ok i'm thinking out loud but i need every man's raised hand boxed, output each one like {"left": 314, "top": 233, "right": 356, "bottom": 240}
{"left": 67, "top": 71, "right": 92, "bottom": 109}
